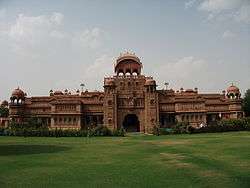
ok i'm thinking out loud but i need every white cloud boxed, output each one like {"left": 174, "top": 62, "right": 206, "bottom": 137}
{"left": 0, "top": 11, "right": 106, "bottom": 99}
{"left": 185, "top": 0, "right": 197, "bottom": 9}
{"left": 154, "top": 56, "right": 250, "bottom": 93}
{"left": 234, "top": 4, "right": 250, "bottom": 23}
{"left": 49, "top": 30, "right": 66, "bottom": 39}
{"left": 1, "top": 13, "right": 67, "bottom": 58}
{"left": 84, "top": 54, "right": 114, "bottom": 79}
{"left": 0, "top": 12, "right": 103, "bottom": 58}
{"left": 222, "top": 30, "right": 236, "bottom": 38}
{"left": 50, "top": 12, "right": 64, "bottom": 25}
{"left": 8, "top": 13, "right": 57, "bottom": 41}
{"left": 153, "top": 56, "right": 207, "bottom": 90}
{"left": 73, "top": 27, "right": 102, "bottom": 49}
{"left": 196, "top": 0, "right": 250, "bottom": 24}
{"left": 162, "top": 56, "right": 205, "bottom": 78}
{"left": 199, "top": 0, "right": 241, "bottom": 12}
{"left": 79, "top": 54, "right": 114, "bottom": 90}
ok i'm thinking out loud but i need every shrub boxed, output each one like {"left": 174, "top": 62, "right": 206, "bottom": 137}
{"left": 90, "top": 125, "right": 112, "bottom": 136}
{"left": 4, "top": 121, "right": 125, "bottom": 137}
{"left": 172, "top": 122, "right": 189, "bottom": 134}
{"left": 190, "top": 117, "right": 250, "bottom": 134}
{"left": 112, "top": 127, "right": 125, "bottom": 137}
{"left": 7, "top": 118, "right": 49, "bottom": 137}
{"left": 160, "top": 128, "right": 175, "bottom": 135}
{"left": 153, "top": 122, "right": 189, "bottom": 135}
{"left": 152, "top": 126, "right": 160, "bottom": 136}
{"left": 0, "top": 127, "right": 5, "bottom": 136}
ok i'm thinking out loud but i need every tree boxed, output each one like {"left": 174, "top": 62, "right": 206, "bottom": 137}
{"left": 0, "top": 106, "right": 9, "bottom": 117}
{"left": 243, "top": 89, "right": 250, "bottom": 117}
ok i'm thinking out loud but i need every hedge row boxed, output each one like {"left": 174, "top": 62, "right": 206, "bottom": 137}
{"left": 154, "top": 117, "right": 250, "bottom": 135}
{"left": 3, "top": 127, "right": 125, "bottom": 137}
{"left": 1, "top": 121, "right": 125, "bottom": 137}
{"left": 189, "top": 117, "right": 250, "bottom": 134}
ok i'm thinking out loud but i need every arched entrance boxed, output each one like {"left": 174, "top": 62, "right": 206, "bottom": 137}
{"left": 122, "top": 114, "right": 140, "bottom": 132}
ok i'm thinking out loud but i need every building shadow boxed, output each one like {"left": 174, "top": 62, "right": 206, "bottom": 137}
{"left": 0, "top": 144, "right": 70, "bottom": 156}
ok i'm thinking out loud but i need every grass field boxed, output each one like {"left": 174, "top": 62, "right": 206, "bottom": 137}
{"left": 0, "top": 132, "right": 250, "bottom": 188}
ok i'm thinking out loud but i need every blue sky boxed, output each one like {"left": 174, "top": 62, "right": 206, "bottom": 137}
{"left": 0, "top": 0, "right": 249, "bottom": 101}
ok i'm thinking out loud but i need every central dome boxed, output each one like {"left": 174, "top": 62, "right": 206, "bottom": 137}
{"left": 115, "top": 52, "right": 142, "bottom": 76}
{"left": 11, "top": 87, "right": 25, "bottom": 99}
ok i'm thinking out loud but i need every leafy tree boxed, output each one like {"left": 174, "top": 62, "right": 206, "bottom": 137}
{"left": 243, "top": 89, "right": 250, "bottom": 117}
{"left": 0, "top": 106, "right": 9, "bottom": 117}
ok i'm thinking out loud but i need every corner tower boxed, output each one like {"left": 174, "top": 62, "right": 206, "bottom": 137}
{"left": 9, "top": 87, "right": 26, "bottom": 122}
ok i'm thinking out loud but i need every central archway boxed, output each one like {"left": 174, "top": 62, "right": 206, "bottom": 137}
{"left": 122, "top": 114, "right": 140, "bottom": 132}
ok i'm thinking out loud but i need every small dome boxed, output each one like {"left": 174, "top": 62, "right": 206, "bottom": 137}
{"left": 226, "top": 84, "right": 241, "bottom": 99}
{"left": 54, "top": 91, "right": 64, "bottom": 95}
{"left": 104, "top": 79, "right": 115, "bottom": 86}
{"left": 145, "top": 78, "right": 156, "bottom": 86}
{"left": 116, "top": 52, "right": 141, "bottom": 64}
{"left": 11, "top": 87, "right": 25, "bottom": 99}
{"left": 115, "top": 52, "right": 142, "bottom": 75}
{"left": 227, "top": 84, "right": 240, "bottom": 94}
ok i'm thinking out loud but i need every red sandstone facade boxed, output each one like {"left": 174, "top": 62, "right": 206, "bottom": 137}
{"left": 8, "top": 52, "right": 243, "bottom": 133}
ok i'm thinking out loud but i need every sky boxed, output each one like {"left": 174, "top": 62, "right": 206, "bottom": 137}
{"left": 0, "top": 0, "right": 250, "bottom": 101}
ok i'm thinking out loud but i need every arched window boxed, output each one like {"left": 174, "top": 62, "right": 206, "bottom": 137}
{"left": 118, "top": 72, "right": 124, "bottom": 76}
{"left": 132, "top": 72, "right": 138, "bottom": 76}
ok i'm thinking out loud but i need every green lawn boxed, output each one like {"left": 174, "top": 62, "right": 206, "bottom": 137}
{"left": 0, "top": 132, "right": 250, "bottom": 188}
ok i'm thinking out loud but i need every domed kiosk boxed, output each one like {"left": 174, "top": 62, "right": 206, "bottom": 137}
{"left": 115, "top": 52, "right": 142, "bottom": 76}
{"left": 226, "top": 84, "right": 241, "bottom": 99}
{"left": 10, "top": 87, "right": 26, "bottom": 104}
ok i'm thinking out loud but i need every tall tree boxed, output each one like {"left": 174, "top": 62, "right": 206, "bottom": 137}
{"left": 243, "top": 89, "right": 250, "bottom": 117}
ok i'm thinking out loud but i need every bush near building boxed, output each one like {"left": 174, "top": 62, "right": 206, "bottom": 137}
{"left": 2, "top": 118, "right": 125, "bottom": 137}
{"left": 2, "top": 117, "right": 250, "bottom": 137}
{"left": 189, "top": 118, "right": 250, "bottom": 134}
{"left": 154, "top": 118, "right": 250, "bottom": 135}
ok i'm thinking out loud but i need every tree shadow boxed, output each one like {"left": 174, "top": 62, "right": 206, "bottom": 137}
{"left": 0, "top": 145, "right": 70, "bottom": 156}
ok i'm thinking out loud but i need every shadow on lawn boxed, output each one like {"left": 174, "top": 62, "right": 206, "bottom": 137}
{"left": 0, "top": 145, "right": 70, "bottom": 156}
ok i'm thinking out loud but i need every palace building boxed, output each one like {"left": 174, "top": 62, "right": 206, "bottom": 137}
{"left": 8, "top": 52, "right": 243, "bottom": 133}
